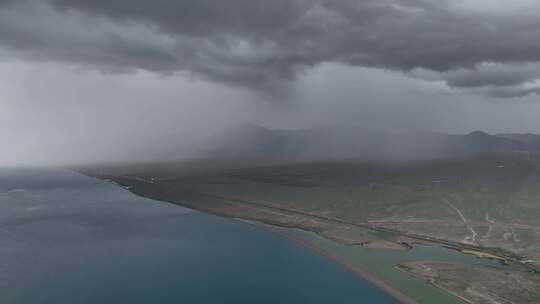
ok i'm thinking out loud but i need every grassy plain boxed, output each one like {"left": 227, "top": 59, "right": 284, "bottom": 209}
{"left": 82, "top": 153, "right": 540, "bottom": 303}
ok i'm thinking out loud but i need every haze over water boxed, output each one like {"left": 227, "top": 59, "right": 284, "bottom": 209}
{"left": 0, "top": 168, "right": 395, "bottom": 304}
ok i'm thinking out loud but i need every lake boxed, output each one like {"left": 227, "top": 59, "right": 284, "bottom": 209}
{"left": 0, "top": 168, "right": 396, "bottom": 304}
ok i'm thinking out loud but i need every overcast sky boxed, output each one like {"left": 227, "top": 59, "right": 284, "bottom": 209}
{"left": 2, "top": 0, "right": 540, "bottom": 165}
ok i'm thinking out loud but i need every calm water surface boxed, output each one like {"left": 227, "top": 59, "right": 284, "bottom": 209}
{"left": 0, "top": 168, "right": 396, "bottom": 304}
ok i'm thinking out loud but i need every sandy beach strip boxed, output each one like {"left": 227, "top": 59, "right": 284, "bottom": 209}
{"left": 255, "top": 223, "right": 419, "bottom": 304}
{"left": 94, "top": 176, "right": 417, "bottom": 303}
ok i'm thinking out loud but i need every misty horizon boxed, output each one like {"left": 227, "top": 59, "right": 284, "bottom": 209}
{"left": 3, "top": 1, "right": 540, "bottom": 165}
{"left": 4, "top": 122, "right": 539, "bottom": 167}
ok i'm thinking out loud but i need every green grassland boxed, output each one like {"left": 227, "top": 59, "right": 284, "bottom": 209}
{"left": 143, "top": 155, "right": 540, "bottom": 224}
{"left": 84, "top": 153, "right": 540, "bottom": 303}
{"left": 90, "top": 153, "right": 540, "bottom": 263}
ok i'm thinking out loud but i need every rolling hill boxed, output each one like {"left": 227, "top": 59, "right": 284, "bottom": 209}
{"left": 203, "top": 124, "right": 533, "bottom": 162}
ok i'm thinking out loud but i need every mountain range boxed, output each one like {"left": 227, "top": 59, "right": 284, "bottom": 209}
{"left": 203, "top": 124, "right": 540, "bottom": 162}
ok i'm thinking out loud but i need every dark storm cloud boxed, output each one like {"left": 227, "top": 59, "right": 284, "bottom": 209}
{"left": 450, "top": 63, "right": 538, "bottom": 86}
{"left": 2, "top": 0, "right": 540, "bottom": 95}
{"left": 490, "top": 86, "right": 540, "bottom": 98}
{"left": 418, "top": 63, "right": 540, "bottom": 97}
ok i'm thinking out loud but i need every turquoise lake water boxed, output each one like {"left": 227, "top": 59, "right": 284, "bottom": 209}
{"left": 0, "top": 168, "right": 396, "bottom": 304}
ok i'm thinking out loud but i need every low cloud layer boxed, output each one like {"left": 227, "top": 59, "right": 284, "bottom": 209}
{"left": 1, "top": 0, "right": 540, "bottom": 96}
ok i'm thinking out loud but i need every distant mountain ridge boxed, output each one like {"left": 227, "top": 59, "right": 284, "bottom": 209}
{"left": 203, "top": 124, "right": 537, "bottom": 162}
{"left": 497, "top": 133, "right": 540, "bottom": 150}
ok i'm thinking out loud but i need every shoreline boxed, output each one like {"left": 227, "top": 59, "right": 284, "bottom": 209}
{"left": 75, "top": 160, "right": 540, "bottom": 304}
{"left": 80, "top": 172, "right": 463, "bottom": 303}
{"left": 248, "top": 221, "right": 418, "bottom": 304}
{"left": 93, "top": 176, "right": 420, "bottom": 303}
